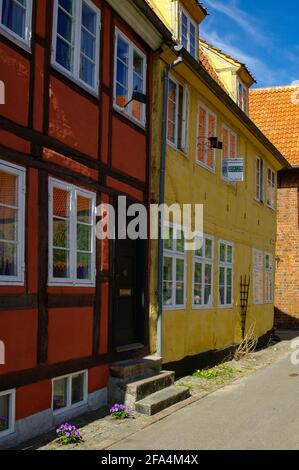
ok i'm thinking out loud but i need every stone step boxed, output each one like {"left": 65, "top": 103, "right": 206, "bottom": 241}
{"left": 135, "top": 385, "right": 190, "bottom": 416}
{"left": 125, "top": 371, "right": 175, "bottom": 406}
{"left": 109, "top": 355, "right": 162, "bottom": 380}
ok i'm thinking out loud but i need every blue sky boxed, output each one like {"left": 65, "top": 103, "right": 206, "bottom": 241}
{"left": 200, "top": 0, "right": 299, "bottom": 88}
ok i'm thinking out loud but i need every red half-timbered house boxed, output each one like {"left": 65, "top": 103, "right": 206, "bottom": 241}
{"left": 0, "top": 0, "right": 170, "bottom": 447}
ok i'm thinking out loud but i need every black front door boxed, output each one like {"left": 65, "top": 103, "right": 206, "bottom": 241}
{"left": 112, "top": 206, "right": 147, "bottom": 349}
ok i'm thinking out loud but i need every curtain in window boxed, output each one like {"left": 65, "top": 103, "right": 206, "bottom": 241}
{"left": 2, "top": 0, "right": 26, "bottom": 39}
{"left": 0, "top": 170, "right": 18, "bottom": 277}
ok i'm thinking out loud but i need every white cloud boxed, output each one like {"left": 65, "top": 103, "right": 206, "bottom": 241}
{"left": 203, "top": 0, "right": 270, "bottom": 45}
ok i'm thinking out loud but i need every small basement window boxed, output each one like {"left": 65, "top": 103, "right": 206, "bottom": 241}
{"left": 52, "top": 371, "right": 88, "bottom": 414}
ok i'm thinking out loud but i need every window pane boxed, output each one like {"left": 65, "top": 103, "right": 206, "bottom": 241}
{"left": 205, "top": 264, "right": 212, "bottom": 285}
{"left": 81, "top": 29, "right": 95, "bottom": 60}
{"left": 0, "top": 207, "right": 17, "bottom": 241}
{"left": 0, "top": 394, "right": 10, "bottom": 432}
{"left": 219, "top": 286, "right": 225, "bottom": 305}
{"left": 0, "top": 171, "right": 18, "bottom": 206}
{"left": 193, "top": 283, "right": 202, "bottom": 305}
{"left": 167, "top": 80, "right": 176, "bottom": 142}
{"left": 163, "top": 256, "right": 172, "bottom": 281}
{"left": 176, "top": 231, "right": 184, "bottom": 253}
{"left": 0, "top": 241, "right": 17, "bottom": 276}
{"left": 116, "top": 83, "right": 128, "bottom": 108}
{"left": 80, "top": 55, "right": 95, "bottom": 87}
{"left": 204, "top": 285, "right": 212, "bottom": 305}
{"left": 227, "top": 245, "right": 233, "bottom": 263}
{"left": 77, "top": 252, "right": 91, "bottom": 280}
{"left": 77, "top": 195, "right": 92, "bottom": 224}
{"left": 205, "top": 239, "right": 212, "bottom": 259}
{"left": 226, "top": 287, "right": 232, "bottom": 305}
{"left": 53, "top": 378, "right": 68, "bottom": 411}
{"left": 163, "top": 226, "right": 173, "bottom": 250}
{"left": 133, "top": 51, "right": 143, "bottom": 78}
{"left": 71, "top": 373, "right": 84, "bottom": 405}
{"left": 194, "top": 262, "right": 202, "bottom": 284}
{"left": 227, "top": 267, "right": 232, "bottom": 287}
{"left": 176, "top": 258, "right": 184, "bottom": 281}
{"left": 220, "top": 243, "right": 226, "bottom": 262}
{"left": 56, "top": 37, "right": 73, "bottom": 71}
{"left": 53, "top": 187, "right": 70, "bottom": 218}
{"left": 195, "top": 237, "right": 203, "bottom": 257}
{"left": 2, "top": 0, "right": 26, "bottom": 39}
{"left": 57, "top": 8, "right": 73, "bottom": 42}
{"left": 82, "top": 2, "right": 95, "bottom": 34}
{"left": 219, "top": 266, "right": 225, "bottom": 286}
{"left": 176, "top": 282, "right": 184, "bottom": 305}
{"left": 190, "top": 22, "right": 196, "bottom": 57}
{"left": 163, "top": 281, "right": 172, "bottom": 305}
{"left": 117, "top": 36, "right": 129, "bottom": 65}
{"left": 53, "top": 248, "right": 70, "bottom": 278}
{"left": 53, "top": 219, "right": 69, "bottom": 249}
{"left": 59, "top": 0, "right": 73, "bottom": 14}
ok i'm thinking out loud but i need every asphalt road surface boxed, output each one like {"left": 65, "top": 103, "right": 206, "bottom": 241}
{"left": 109, "top": 353, "right": 299, "bottom": 450}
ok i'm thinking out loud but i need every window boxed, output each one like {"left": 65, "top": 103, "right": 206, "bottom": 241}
{"left": 197, "top": 103, "right": 216, "bottom": 170}
{"left": 219, "top": 241, "right": 233, "bottom": 307}
{"left": 256, "top": 157, "right": 264, "bottom": 203}
{"left": 237, "top": 80, "right": 248, "bottom": 114}
{"left": 0, "top": 160, "right": 25, "bottom": 285}
{"left": 222, "top": 125, "right": 237, "bottom": 178}
{"left": 267, "top": 167, "right": 276, "bottom": 209}
{"left": 0, "top": 0, "right": 32, "bottom": 46}
{"left": 114, "top": 29, "right": 147, "bottom": 125}
{"left": 179, "top": 7, "right": 197, "bottom": 59}
{"left": 52, "top": 371, "right": 87, "bottom": 414}
{"left": 163, "top": 224, "right": 186, "bottom": 309}
{"left": 167, "top": 77, "right": 188, "bottom": 151}
{"left": 0, "top": 390, "right": 15, "bottom": 438}
{"left": 253, "top": 249, "right": 263, "bottom": 304}
{"left": 193, "top": 235, "right": 214, "bottom": 308}
{"left": 264, "top": 253, "right": 273, "bottom": 303}
{"left": 52, "top": 0, "right": 101, "bottom": 93}
{"left": 49, "top": 179, "right": 96, "bottom": 286}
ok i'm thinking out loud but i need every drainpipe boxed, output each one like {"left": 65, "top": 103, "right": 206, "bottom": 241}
{"left": 157, "top": 51, "right": 183, "bottom": 357}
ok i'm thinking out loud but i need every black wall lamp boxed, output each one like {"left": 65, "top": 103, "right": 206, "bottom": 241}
{"left": 209, "top": 137, "right": 223, "bottom": 150}
{"left": 124, "top": 91, "right": 147, "bottom": 108}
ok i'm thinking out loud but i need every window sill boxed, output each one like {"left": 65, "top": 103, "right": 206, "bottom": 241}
{"left": 266, "top": 204, "right": 276, "bottom": 211}
{"left": 195, "top": 160, "right": 216, "bottom": 174}
{"left": 53, "top": 400, "right": 87, "bottom": 417}
{"left": 0, "top": 279, "right": 24, "bottom": 286}
{"left": 192, "top": 305, "right": 213, "bottom": 310}
{"left": 113, "top": 104, "right": 146, "bottom": 130}
{"left": 218, "top": 304, "right": 234, "bottom": 309}
{"left": 0, "top": 428, "right": 15, "bottom": 440}
{"left": 163, "top": 305, "right": 186, "bottom": 312}
{"left": 0, "top": 26, "right": 31, "bottom": 53}
{"left": 48, "top": 281, "right": 96, "bottom": 288}
{"left": 166, "top": 141, "right": 188, "bottom": 158}
{"left": 51, "top": 62, "right": 99, "bottom": 99}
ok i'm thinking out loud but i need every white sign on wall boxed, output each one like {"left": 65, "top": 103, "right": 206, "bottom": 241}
{"left": 224, "top": 158, "right": 244, "bottom": 182}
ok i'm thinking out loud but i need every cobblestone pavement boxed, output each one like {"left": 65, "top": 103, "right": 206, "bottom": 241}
{"left": 18, "top": 338, "right": 294, "bottom": 451}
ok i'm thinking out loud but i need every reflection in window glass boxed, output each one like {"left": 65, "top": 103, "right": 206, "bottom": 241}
{"left": 53, "top": 378, "right": 68, "bottom": 411}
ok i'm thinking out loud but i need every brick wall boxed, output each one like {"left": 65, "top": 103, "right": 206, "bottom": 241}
{"left": 275, "top": 187, "right": 299, "bottom": 329}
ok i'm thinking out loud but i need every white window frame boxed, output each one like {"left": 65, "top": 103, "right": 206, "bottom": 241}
{"left": 52, "top": 0, "right": 101, "bottom": 95}
{"left": 0, "top": 160, "right": 25, "bottom": 286}
{"left": 237, "top": 79, "right": 248, "bottom": 114}
{"left": 221, "top": 124, "right": 237, "bottom": 181}
{"left": 255, "top": 157, "right": 264, "bottom": 203}
{"left": 196, "top": 102, "right": 217, "bottom": 172}
{"left": 163, "top": 222, "right": 187, "bottom": 310}
{"left": 0, "top": 389, "right": 16, "bottom": 439}
{"left": 266, "top": 167, "right": 276, "bottom": 209}
{"left": 218, "top": 240, "right": 234, "bottom": 308}
{"left": 52, "top": 370, "right": 88, "bottom": 416}
{"left": 167, "top": 75, "right": 188, "bottom": 152}
{"left": 264, "top": 252, "right": 274, "bottom": 304}
{"left": 192, "top": 234, "right": 214, "bottom": 309}
{"left": 253, "top": 248, "right": 264, "bottom": 305}
{"left": 48, "top": 178, "right": 96, "bottom": 287}
{"left": 113, "top": 27, "right": 147, "bottom": 127}
{"left": 0, "top": 0, "right": 32, "bottom": 49}
{"left": 179, "top": 5, "right": 198, "bottom": 59}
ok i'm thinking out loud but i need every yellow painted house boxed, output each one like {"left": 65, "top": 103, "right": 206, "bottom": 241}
{"left": 148, "top": 0, "right": 289, "bottom": 373}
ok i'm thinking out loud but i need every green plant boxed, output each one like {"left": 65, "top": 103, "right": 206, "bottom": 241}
{"left": 110, "top": 404, "right": 133, "bottom": 420}
{"left": 193, "top": 368, "right": 220, "bottom": 379}
{"left": 56, "top": 423, "right": 82, "bottom": 445}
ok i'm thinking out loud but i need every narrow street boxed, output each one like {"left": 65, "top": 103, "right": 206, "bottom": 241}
{"left": 109, "top": 350, "right": 299, "bottom": 450}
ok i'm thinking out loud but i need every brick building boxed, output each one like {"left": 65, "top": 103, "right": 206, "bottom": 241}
{"left": 250, "top": 85, "right": 299, "bottom": 328}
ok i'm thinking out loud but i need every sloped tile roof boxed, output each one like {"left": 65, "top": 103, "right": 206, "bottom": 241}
{"left": 249, "top": 85, "right": 299, "bottom": 166}
{"left": 199, "top": 47, "right": 227, "bottom": 91}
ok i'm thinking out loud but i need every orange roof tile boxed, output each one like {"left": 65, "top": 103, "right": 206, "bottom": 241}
{"left": 249, "top": 85, "right": 299, "bottom": 166}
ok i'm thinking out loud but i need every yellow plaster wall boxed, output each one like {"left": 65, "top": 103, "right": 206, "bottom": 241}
{"left": 150, "top": 55, "right": 280, "bottom": 364}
